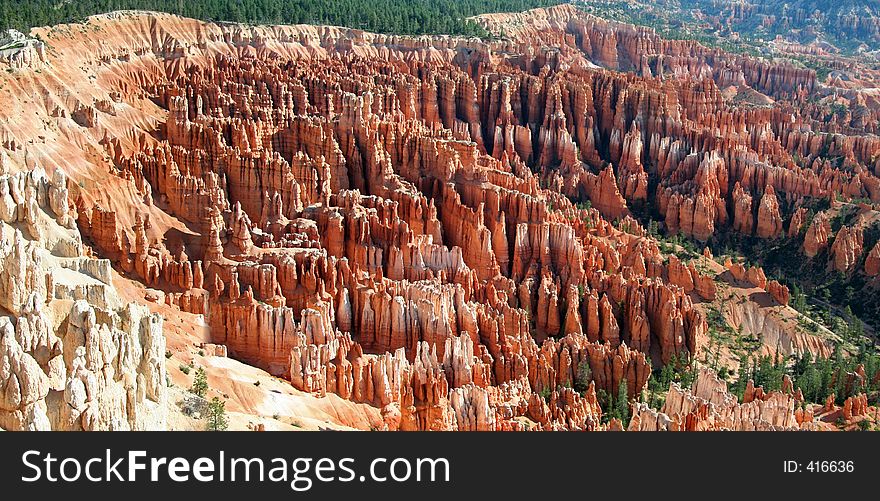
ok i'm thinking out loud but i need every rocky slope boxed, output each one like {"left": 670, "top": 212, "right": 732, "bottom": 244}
{"left": 684, "top": 0, "right": 880, "bottom": 50}
{"left": 0, "top": 165, "right": 166, "bottom": 430}
{"left": 0, "top": 6, "right": 878, "bottom": 430}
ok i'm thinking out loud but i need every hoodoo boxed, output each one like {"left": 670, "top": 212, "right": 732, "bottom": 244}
{"left": 0, "top": 4, "right": 878, "bottom": 432}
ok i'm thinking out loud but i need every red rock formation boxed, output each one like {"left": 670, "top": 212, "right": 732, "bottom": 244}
{"left": 617, "top": 124, "right": 648, "bottom": 201}
{"left": 731, "top": 183, "right": 755, "bottom": 235}
{"left": 745, "top": 266, "right": 768, "bottom": 289}
{"left": 6, "top": 6, "right": 880, "bottom": 431}
{"left": 666, "top": 255, "right": 715, "bottom": 301}
{"left": 804, "top": 212, "right": 831, "bottom": 257}
{"left": 830, "top": 225, "right": 864, "bottom": 273}
{"left": 788, "top": 207, "right": 808, "bottom": 237}
{"left": 91, "top": 24, "right": 720, "bottom": 427}
{"left": 724, "top": 259, "right": 791, "bottom": 305}
{"left": 756, "top": 186, "right": 784, "bottom": 239}
{"left": 865, "top": 241, "right": 880, "bottom": 276}
{"left": 589, "top": 165, "right": 628, "bottom": 220}
{"left": 766, "top": 280, "right": 791, "bottom": 306}
{"left": 629, "top": 369, "right": 817, "bottom": 431}
{"left": 842, "top": 394, "right": 869, "bottom": 421}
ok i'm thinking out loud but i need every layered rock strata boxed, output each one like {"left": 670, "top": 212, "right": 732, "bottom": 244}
{"left": 2, "top": 6, "right": 879, "bottom": 430}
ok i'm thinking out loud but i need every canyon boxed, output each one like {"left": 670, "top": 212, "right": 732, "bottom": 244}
{"left": 0, "top": 5, "right": 878, "bottom": 431}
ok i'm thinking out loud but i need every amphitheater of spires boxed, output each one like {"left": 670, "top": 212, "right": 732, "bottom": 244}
{"left": 0, "top": 5, "right": 878, "bottom": 430}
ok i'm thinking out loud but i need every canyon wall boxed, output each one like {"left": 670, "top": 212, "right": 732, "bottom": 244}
{"left": 1, "top": 6, "right": 877, "bottom": 430}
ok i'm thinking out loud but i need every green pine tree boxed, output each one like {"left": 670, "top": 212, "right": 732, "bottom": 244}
{"left": 205, "top": 397, "right": 229, "bottom": 431}
{"left": 616, "top": 379, "right": 629, "bottom": 425}
{"left": 191, "top": 366, "right": 208, "bottom": 398}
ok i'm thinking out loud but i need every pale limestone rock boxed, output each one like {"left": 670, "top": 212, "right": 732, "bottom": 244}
{"left": 0, "top": 318, "right": 51, "bottom": 431}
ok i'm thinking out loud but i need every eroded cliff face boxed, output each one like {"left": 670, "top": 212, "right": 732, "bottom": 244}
{"left": 0, "top": 167, "right": 166, "bottom": 430}
{"left": 629, "top": 367, "right": 877, "bottom": 431}
{"left": 1, "top": 6, "right": 877, "bottom": 430}
{"left": 629, "top": 369, "right": 817, "bottom": 431}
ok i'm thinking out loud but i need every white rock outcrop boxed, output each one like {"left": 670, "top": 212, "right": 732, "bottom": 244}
{"left": 0, "top": 165, "right": 167, "bottom": 430}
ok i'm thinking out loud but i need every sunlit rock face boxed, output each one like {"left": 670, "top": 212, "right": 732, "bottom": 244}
{"left": 2, "top": 5, "right": 879, "bottom": 431}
